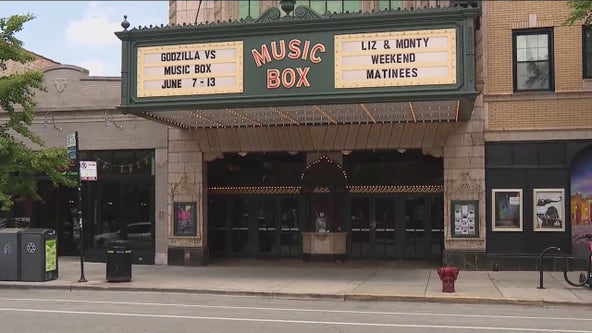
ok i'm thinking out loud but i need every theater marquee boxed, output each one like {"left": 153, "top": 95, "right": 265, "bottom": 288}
{"left": 335, "top": 29, "right": 456, "bottom": 89}
{"left": 136, "top": 41, "right": 243, "bottom": 97}
{"left": 117, "top": 5, "right": 478, "bottom": 121}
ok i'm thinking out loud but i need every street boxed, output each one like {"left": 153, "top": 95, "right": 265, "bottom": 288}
{"left": 0, "top": 289, "right": 591, "bottom": 332}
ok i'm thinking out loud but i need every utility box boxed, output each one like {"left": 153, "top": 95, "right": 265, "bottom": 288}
{"left": 20, "top": 228, "right": 58, "bottom": 282}
{"left": 0, "top": 228, "right": 24, "bottom": 281}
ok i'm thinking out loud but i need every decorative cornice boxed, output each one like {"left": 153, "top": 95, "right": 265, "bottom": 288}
{"left": 116, "top": 6, "right": 479, "bottom": 38}
{"left": 294, "top": 5, "right": 323, "bottom": 20}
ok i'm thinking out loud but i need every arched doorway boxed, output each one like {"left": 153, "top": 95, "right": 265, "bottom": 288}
{"left": 300, "top": 155, "right": 347, "bottom": 233}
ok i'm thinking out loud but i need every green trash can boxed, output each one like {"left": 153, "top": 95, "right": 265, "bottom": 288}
{"left": 20, "top": 228, "right": 58, "bottom": 282}
{"left": 0, "top": 228, "right": 24, "bottom": 281}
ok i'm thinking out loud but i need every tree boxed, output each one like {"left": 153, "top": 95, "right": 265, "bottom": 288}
{"left": 0, "top": 14, "right": 75, "bottom": 212}
{"left": 564, "top": 0, "right": 592, "bottom": 26}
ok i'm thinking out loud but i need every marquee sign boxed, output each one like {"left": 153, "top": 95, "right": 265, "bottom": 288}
{"left": 137, "top": 41, "right": 243, "bottom": 97}
{"left": 334, "top": 29, "right": 456, "bottom": 89}
{"left": 117, "top": 6, "right": 478, "bottom": 117}
{"left": 133, "top": 29, "right": 457, "bottom": 99}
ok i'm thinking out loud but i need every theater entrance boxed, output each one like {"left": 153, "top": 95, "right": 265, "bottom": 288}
{"left": 208, "top": 195, "right": 302, "bottom": 258}
{"left": 207, "top": 151, "right": 444, "bottom": 262}
{"left": 349, "top": 195, "right": 443, "bottom": 260}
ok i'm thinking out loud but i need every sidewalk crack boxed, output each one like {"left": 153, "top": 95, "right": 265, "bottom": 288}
{"left": 423, "top": 270, "right": 431, "bottom": 296}
{"left": 487, "top": 271, "right": 503, "bottom": 297}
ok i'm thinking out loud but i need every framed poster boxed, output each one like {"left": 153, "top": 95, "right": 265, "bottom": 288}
{"left": 451, "top": 200, "right": 479, "bottom": 238}
{"left": 533, "top": 188, "right": 565, "bottom": 232}
{"left": 174, "top": 202, "right": 197, "bottom": 236}
{"left": 492, "top": 189, "right": 523, "bottom": 232}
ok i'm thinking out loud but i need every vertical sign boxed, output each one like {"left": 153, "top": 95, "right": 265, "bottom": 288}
{"left": 66, "top": 133, "right": 77, "bottom": 169}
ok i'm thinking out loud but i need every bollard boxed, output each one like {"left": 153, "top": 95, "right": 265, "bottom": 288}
{"left": 437, "top": 266, "right": 460, "bottom": 293}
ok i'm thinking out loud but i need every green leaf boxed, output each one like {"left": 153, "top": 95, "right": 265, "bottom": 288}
{"left": 0, "top": 14, "right": 75, "bottom": 212}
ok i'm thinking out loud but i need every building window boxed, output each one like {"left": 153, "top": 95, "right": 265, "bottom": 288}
{"left": 513, "top": 29, "right": 553, "bottom": 92}
{"left": 239, "top": 0, "right": 260, "bottom": 19}
{"left": 378, "top": 0, "right": 401, "bottom": 11}
{"left": 295, "top": 1, "right": 360, "bottom": 14}
{"left": 584, "top": 26, "right": 592, "bottom": 78}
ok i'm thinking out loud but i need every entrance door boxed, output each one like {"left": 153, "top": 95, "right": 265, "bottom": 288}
{"left": 255, "top": 196, "right": 301, "bottom": 258}
{"left": 278, "top": 198, "right": 300, "bottom": 257}
{"left": 349, "top": 195, "right": 443, "bottom": 260}
{"left": 255, "top": 197, "right": 276, "bottom": 257}
{"left": 350, "top": 197, "right": 396, "bottom": 259}
{"left": 404, "top": 196, "right": 444, "bottom": 261}
{"left": 209, "top": 196, "right": 301, "bottom": 258}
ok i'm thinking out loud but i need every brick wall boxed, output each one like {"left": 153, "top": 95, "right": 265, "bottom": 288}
{"left": 3, "top": 52, "right": 59, "bottom": 75}
{"left": 483, "top": 0, "right": 592, "bottom": 132}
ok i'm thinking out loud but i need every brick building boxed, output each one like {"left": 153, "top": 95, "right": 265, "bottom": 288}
{"left": 8, "top": 0, "right": 590, "bottom": 270}
{"left": 124, "top": 0, "right": 485, "bottom": 267}
{"left": 480, "top": 0, "right": 592, "bottom": 269}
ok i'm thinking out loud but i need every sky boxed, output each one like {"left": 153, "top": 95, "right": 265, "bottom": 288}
{"left": 4, "top": 1, "right": 169, "bottom": 76}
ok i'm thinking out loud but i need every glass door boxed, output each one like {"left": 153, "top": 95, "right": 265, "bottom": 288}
{"left": 279, "top": 198, "right": 300, "bottom": 258}
{"left": 374, "top": 197, "right": 396, "bottom": 259}
{"left": 255, "top": 197, "right": 276, "bottom": 257}
{"left": 230, "top": 198, "right": 250, "bottom": 256}
{"left": 404, "top": 196, "right": 443, "bottom": 261}
{"left": 350, "top": 196, "right": 397, "bottom": 259}
{"left": 350, "top": 197, "right": 372, "bottom": 258}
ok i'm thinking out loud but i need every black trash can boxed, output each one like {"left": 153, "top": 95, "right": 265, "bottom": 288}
{"left": 106, "top": 239, "right": 132, "bottom": 282}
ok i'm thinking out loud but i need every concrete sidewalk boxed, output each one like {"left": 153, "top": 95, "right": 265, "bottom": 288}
{"left": 1, "top": 257, "right": 592, "bottom": 307}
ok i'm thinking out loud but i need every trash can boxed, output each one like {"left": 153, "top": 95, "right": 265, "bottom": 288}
{"left": 106, "top": 239, "right": 132, "bottom": 282}
{"left": 0, "top": 228, "right": 24, "bottom": 281}
{"left": 20, "top": 228, "right": 58, "bottom": 282}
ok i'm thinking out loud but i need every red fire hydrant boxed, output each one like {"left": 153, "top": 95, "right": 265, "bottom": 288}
{"left": 437, "top": 266, "right": 459, "bottom": 293}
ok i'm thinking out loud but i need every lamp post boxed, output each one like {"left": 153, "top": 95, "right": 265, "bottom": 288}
{"left": 76, "top": 132, "right": 87, "bottom": 282}
{"left": 67, "top": 131, "right": 86, "bottom": 283}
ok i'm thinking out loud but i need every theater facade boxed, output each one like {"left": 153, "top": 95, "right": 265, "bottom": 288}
{"left": 116, "top": 2, "right": 484, "bottom": 266}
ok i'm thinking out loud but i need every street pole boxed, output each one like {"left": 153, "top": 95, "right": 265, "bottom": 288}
{"left": 75, "top": 131, "right": 87, "bottom": 283}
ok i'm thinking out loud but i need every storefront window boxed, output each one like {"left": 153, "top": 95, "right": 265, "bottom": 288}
{"left": 81, "top": 150, "right": 154, "bottom": 251}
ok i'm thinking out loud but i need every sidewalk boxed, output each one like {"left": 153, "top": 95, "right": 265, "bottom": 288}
{"left": 1, "top": 256, "right": 592, "bottom": 307}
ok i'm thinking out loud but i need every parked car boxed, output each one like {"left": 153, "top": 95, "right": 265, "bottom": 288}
{"left": 93, "top": 222, "right": 151, "bottom": 247}
{"left": 0, "top": 217, "right": 30, "bottom": 228}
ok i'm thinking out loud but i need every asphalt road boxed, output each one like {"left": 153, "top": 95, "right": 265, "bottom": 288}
{"left": 0, "top": 289, "right": 591, "bottom": 333}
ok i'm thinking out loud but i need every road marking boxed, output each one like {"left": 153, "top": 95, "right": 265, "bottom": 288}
{"left": 1, "top": 297, "right": 591, "bottom": 322}
{"left": 0, "top": 307, "right": 590, "bottom": 332}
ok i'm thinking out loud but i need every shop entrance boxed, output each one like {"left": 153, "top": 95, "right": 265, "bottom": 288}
{"left": 349, "top": 195, "right": 443, "bottom": 260}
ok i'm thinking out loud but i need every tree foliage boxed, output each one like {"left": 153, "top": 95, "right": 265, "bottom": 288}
{"left": 0, "top": 14, "right": 75, "bottom": 212}
{"left": 565, "top": 0, "right": 592, "bottom": 26}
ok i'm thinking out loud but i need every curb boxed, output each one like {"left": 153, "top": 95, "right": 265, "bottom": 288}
{"left": 1, "top": 283, "right": 590, "bottom": 308}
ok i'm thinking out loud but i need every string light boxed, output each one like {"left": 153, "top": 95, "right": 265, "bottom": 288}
{"left": 96, "top": 152, "right": 154, "bottom": 174}
{"left": 208, "top": 185, "right": 443, "bottom": 195}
